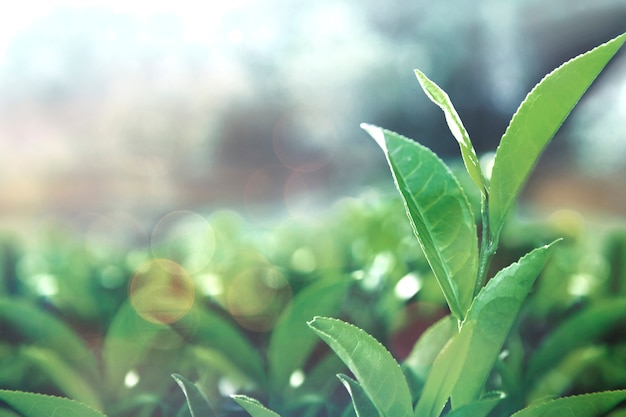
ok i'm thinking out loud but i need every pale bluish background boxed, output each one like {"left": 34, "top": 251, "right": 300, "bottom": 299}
{"left": 0, "top": 0, "right": 624, "bottom": 235}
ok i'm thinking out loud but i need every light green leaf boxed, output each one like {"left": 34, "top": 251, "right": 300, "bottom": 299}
{"left": 0, "top": 298, "right": 98, "bottom": 382}
{"left": 102, "top": 301, "right": 170, "bottom": 392}
{"left": 527, "top": 298, "right": 626, "bottom": 384}
{"left": 0, "top": 390, "right": 107, "bottom": 417}
{"left": 268, "top": 280, "right": 350, "bottom": 393}
{"left": 489, "top": 32, "right": 626, "bottom": 241}
{"left": 446, "top": 391, "right": 505, "bottom": 417}
{"left": 413, "top": 322, "right": 473, "bottom": 417}
{"left": 414, "top": 70, "right": 485, "bottom": 194}
{"left": 232, "top": 395, "right": 282, "bottom": 417}
{"left": 172, "top": 373, "right": 217, "bottom": 417}
{"left": 451, "top": 241, "right": 559, "bottom": 408}
{"left": 403, "top": 315, "right": 456, "bottom": 386}
{"left": 361, "top": 124, "right": 478, "bottom": 320}
{"left": 337, "top": 374, "right": 381, "bottom": 417}
{"left": 511, "top": 390, "right": 626, "bottom": 417}
{"left": 308, "top": 317, "right": 412, "bottom": 417}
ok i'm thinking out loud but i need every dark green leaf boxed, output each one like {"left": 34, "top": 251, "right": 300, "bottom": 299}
{"left": 511, "top": 390, "right": 626, "bottom": 417}
{"left": 414, "top": 70, "right": 486, "bottom": 194}
{"left": 337, "top": 374, "right": 381, "bottom": 417}
{"left": 489, "top": 32, "right": 626, "bottom": 241}
{"left": 0, "top": 390, "right": 107, "bottom": 417}
{"left": 527, "top": 298, "right": 626, "bottom": 384}
{"left": 232, "top": 395, "right": 282, "bottom": 417}
{"left": 175, "top": 306, "right": 266, "bottom": 385}
{"left": 451, "top": 241, "right": 559, "bottom": 408}
{"left": 172, "top": 373, "right": 217, "bottom": 417}
{"left": 527, "top": 346, "right": 604, "bottom": 403}
{"left": 361, "top": 124, "right": 478, "bottom": 320}
{"left": 268, "top": 280, "right": 350, "bottom": 393}
{"left": 308, "top": 317, "right": 413, "bottom": 417}
{"left": 0, "top": 298, "right": 98, "bottom": 382}
{"left": 21, "top": 346, "right": 102, "bottom": 410}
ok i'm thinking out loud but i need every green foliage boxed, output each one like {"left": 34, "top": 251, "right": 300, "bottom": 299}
{"left": 361, "top": 124, "right": 478, "bottom": 320}
{"left": 488, "top": 32, "right": 626, "bottom": 242}
{"left": 172, "top": 374, "right": 217, "bottom": 417}
{"left": 0, "top": 389, "right": 107, "bottom": 417}
{"left": 308, "top": 317, "right": 413, "bottom": 417}
{"left": 1, "top": 32, "right": 625, "bottom": 417}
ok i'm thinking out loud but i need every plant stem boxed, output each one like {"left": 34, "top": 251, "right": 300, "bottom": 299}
{"left": 475, "top": 196, "right": 497, "bottom": 295}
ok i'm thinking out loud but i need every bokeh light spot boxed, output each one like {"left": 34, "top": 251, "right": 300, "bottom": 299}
{"left": 394, "top": 273, "right": 422, "bottom": 300}
{"left": 129, "top": 259, "right": 195, "bottom": 324}
{"left": 151, "top": 210, "right": 215, "bottom": 274}
{"left": 226, "top": 265, "right": 292, "bottom": 332}
{"left": 289, "top": 369, "right": 305, "bottom": 388}
{"left": 290, "top": 247, "right": 316, "bottom": 274}
{"left": 124, "top": 369, "right": 140, "bottom": 388}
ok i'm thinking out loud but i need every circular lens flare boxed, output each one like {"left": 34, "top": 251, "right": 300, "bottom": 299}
{"left": 129, "top": 259, "right": 195, "bottom": 324}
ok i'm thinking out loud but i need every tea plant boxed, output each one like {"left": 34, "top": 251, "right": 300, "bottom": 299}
{"left": 170, "top": 32, "right": 626, "bottom": 417}
{"left": 1, "top": 33, "right": 626, "bottom": 417}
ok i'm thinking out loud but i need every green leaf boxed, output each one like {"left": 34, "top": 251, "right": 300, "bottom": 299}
{"left": 527, "top": 298, "right": 626, "bottom": 384}
{"left": 451, "top": 241, "right": 559, "bottom": 408}
{"left": 403, "top": 315, "right": 456, "bottom": 386}
{"left": 413, "top": 321, "right": 473, "bottom": 417}
{"left": 268, "top": 280, "right": 350, "bottom": 393}
{"left": 102, "top": 300, "right": 170, "bottom": 392}
{"left": 0, "top": 298, "right": 98, "bottom": 382}
{"left": 337, "top": 374, "right": 381, "bottom": 417}
{"left": 361, "top": 124, "right": 478, "bottom": 320}
{"left": 489, "top": 32, "right": 626, "bottom": 241}
{"left": 414, "top": 70, "right": 485, "bottom": 194}
{"left": 172, "top": 373, "right": 217, "bottom": 417}
{"left": 308, "top": 317, "right": 412, "bottom": 417}
{"left": 446, "top": 391, "right": 505, "bottom": 417}
{"left": 511, "top": 390, "right": 626, "bottom": 417}
{"left": 174, "top": 306, "right": 266, "bottom": 385}
{"left": 21, "top": 346, "right": 102, "bottom": 410}
{"left": 232, "top": 395, "right": 282, "bottom": 417}
{"left": 527, "top": 346, "right": 605, "bottom": 403}
{"left": 0, "top": 390, "right": 107, "bottom": 417}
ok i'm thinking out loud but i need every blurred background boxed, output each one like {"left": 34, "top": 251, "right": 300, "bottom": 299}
{"left": 0, "top": 0, "right": 625, "bottom": 239}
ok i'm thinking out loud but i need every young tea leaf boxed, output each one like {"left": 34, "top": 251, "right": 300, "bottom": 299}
{"left": 361, "top": 124, "right": 478, "bottom": 320}
{"left": 414, "top": 70, "right": 485, "bottom": 194}
{"left": 268, "top": 280, "right": 350, "bottom": 394}
{"left": 489, "top": 32, "right": 626, "bottom": 241}
{"left": 450, "top": 241, "right": 559, "bottom": 409}
{"left": 337, "top": 374, "right": 382, "bottom": 417}
{"left": 172, "top": 373, "right": 217, "bottom": 417}
{"left": 511, "top": 390, "right": 626, "bottom": 417}
{"left": 445, "top": 391, "right": 505, "bottom": 417}
{"left": 403, "top": 315, "right": 456, "bottom": 392}
{"left": 0, "top": 390, "right": 107, "bottom": 417}
{"left": 232, "top": 395, "right": 282, "bottom": 417}
{"left": 308, "top": 317, "right": 413, "bottom": 417}
{"left": 413, "top": 322, "right": 473, "bottom": 417}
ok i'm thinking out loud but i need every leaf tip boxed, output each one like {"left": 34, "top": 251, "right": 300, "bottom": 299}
{"left": 360, "top": 123, "right": 387, "bottom": 150}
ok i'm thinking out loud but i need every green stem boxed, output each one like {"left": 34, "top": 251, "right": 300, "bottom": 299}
{"left": 475, "top": 196, "right": 497, "bottom": 295}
